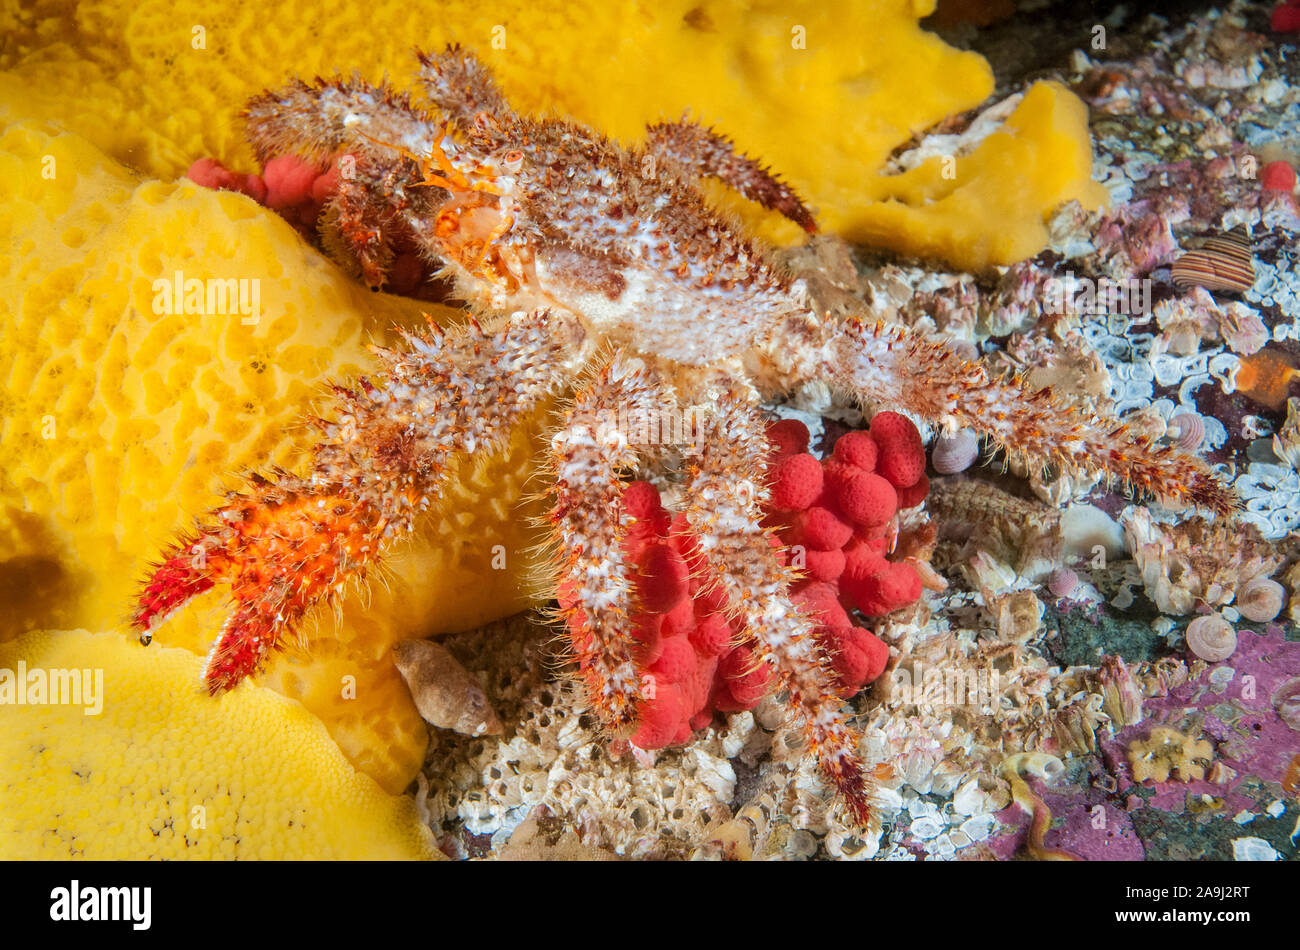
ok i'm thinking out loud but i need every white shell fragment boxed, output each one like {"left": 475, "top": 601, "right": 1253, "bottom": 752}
{"left": 1232, "top": 837, "right": 1281, "bottom": 861}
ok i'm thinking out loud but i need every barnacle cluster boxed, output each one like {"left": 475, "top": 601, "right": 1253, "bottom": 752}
{"left": 1123, "top": 507, "right": 1282, "bottom": 615}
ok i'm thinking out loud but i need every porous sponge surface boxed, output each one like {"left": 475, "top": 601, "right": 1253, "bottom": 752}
{"left": 0, "top": 0, "right": 1102, "bottom": 268}
{"left": 0, "top": 113, "right": 552, "bottom": 794}
{"left": 0, "top": 629, "right": 438, "bottom": 859}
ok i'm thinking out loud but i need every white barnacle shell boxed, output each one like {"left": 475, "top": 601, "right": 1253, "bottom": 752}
{"left": 931, "top": 429, "right": 979, "bottom": 474}
{"left": 1236, "top": 577, "right": 1285, "bottom": 623}
{"left": 1167, "top": 411, "right": 1205, "bottom": 451}
{"left": 1185, "top": 613, "right": 1238, "bottom": 663}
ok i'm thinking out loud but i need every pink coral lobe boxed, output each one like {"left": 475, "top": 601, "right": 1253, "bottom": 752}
{"left": 586, "top": 418, "right": 930, "bottom": 750}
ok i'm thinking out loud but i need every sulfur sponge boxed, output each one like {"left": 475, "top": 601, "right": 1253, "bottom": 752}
{"left": 0, "top": 113, "right": 553, "bottom": 794}
{"left": 0, "top": 629, "right": 437, "bottom": 859}
{"left": 0, "top": 0, "right": 1102, "bottom": 270}
{"left": 853, "top": 80, "right": 1108, "bottom": 271}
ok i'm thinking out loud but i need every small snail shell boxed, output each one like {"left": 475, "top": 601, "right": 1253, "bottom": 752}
{"left": 1171, "top": 230, "right": 1255, "bottom": 294}
{"left": 1185, "top": 614, "right": 1237, "bottom": 663}
{"left": 1048, "top": 567, "right": 1079, "bottom": 598}
{"left": 1236, "top": 577, "right": 1285, "bottom": 623}
{"left": 1167, "top": 412, "right": 1205, "bottom": 451}
{"left": 931, "top": 429, "right": 979, "bottom": 475}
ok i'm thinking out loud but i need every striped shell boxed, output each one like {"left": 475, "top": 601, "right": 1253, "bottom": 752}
{"left": 1171, "top": 229, "right": 1255, "bottom": 293}
{"left": 1185, "top": 614, "right": 1237, "bottom": 663}
{"left": 1167, "top": 411, "right": 1205, "bottom": 451}
{"left": 931, "top": 429, "right": 979, "bottom": 475}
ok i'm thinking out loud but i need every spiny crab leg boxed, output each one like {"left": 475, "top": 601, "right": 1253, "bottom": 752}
{"left": 416, "top": 43, "right": 513, "bottom": 126}
{"left": 680, "top": 383, "right": 875, "bottom": 829}
{"left": 816, "top": 318, "right": 1237, "bottom": 516}
{"left": 135, "top": 308, "right": 586, "bottom": 692}
{"left": 549, "top": 354, "right": 669, "bottom": 733}
{"left": 644, "top": 117, "right": 818, "bottom": 234}
{"left": 243, "top": 76, "right": 437, "bottom": 169}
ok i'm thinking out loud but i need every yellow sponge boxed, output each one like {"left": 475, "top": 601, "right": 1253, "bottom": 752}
{"left": 0, "top": 115, "right": 551, "bottom": 793}
{"left": 0, "top": 0, "right": 1103, "bottom": 269}
{"left": 0, "top": 629, "right": 437, "bottom": 859}
{"left": 851, "top": 81, "right": 1108, "bottom": 271}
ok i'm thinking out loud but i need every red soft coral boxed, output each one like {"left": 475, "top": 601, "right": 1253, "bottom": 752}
{"left": 714, "top": 646, "right": 772, "bottom": 710}
{"left": 571, "top": 424, "right": 929, "bottom": 753}
{"left": 770, "top": 453, "right": 823, "bottom": 511}
{"left": 896, "top": 473, "right": 930, "bottom": 510}
{"left": 765, "top": 418, "right": 810, "bottom": 457}
{"left": 832, "top": 430, "right": 879, "bottom": 471}
{"left": 822, "top": 625, "right": 890, "bottom": 694}
{"left": 1261, "top": 159, "right": 1297, "bottom": 192}
{"left": 869, "top": 411, "right": 926, "bottom": 489}
{"left": 635, "top": 543, "right": 690, "bottom": 613}
{"left": 263, "top": 154, "right": 322, "bottom": 210}
{"left": 835, "top": 470, "right": 898, "bottom": 527}
{"left": 789, "top": 505, "right": 853, "bottom": 551}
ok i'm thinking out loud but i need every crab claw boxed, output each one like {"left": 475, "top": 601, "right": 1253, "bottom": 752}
{"left": 202, "top": 605, "right": 288, "bottom": 694}
{"left": 133, "top": 539, "right": 219, "bottom": 645}
{"left": 133, "top": 484, "right": 384, "bottom": 694}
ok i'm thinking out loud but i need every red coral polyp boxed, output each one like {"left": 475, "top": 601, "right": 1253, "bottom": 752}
{"left": 868, "top": 410, "right": 927, "bottom": 489}
{"left": 586, "top": 414, "right": 932, "bottom": 751}
{"left": 770, "top": 453, "right": 823, "bottom": 511}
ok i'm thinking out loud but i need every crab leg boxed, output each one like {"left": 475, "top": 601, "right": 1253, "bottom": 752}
{"left": 679, "top": 382, "right": 875, "bottom": 828}
{"left": 245, "top": 78, "right": 453, "bottom": 288}
{"left": 643, "top": 117, "right": 817, "bottom": 233}
{"left": 243, "top": 77, "right": 439, "bottom": 168}
{"left": 549, "top": 355, "right": 670, "bottom": 733}
{"left": 135, "top": 308, "right": 587, "bottom": 692}
{"left": 802, "top": 317, "right": 1236, "bottom": 516}
{"left": 319, "top": 164, "right": 399, "bottom": 288}
{"left": 416, "top": 44, "right": 515, "bottom": 129}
